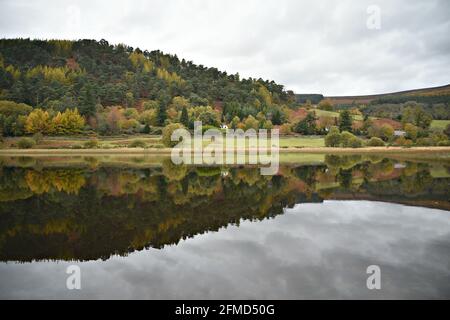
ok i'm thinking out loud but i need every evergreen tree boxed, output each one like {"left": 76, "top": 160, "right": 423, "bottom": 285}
{"left": 339, "top": 110, "right": 353, "bottom": 132}
{"left": 157, "top": 104, "right": 167, "bottom": 126}
{"left": 78, "top": 84, "right": 96, "bottom": 117}
{"left": 180, "top": 106, "right": 189, "bottom": 127}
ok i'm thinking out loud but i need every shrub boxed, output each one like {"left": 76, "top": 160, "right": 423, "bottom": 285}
{"left": 71, "top": 144, "right": 83, "bottom": 149}
{"left": 83, "top": 139, "right": 99, "bottom": 149}
{"left": 279, "top": 123, "right": 292, "bottom": 135}
{"left": 33, "top": 132, "right": 43, "bottom": 144}
{"left": 129, "top": 139, "right": 147, "bottom": 148}
{"left": 366, "top": 137, "right": 385, "bottom": 147}
{"left": 340, "top": 131, "right": 357, "bottom": 147}
{"left": 349, "top": 137, "right": 363, "bottom": 148}
{"left": 415, "top": 137, "right": 434, "bottom": 146}
{"left": 162, "top": 123, "right": 185, "bottom": 147}
{"left": 17, "top": 137, "right": 36, "bottom": 149}
{"left": 324, "top": 126, "right": 341, "bottom": 147}
{"left": 437, "top": 140, "right": 450, "bottom": 146}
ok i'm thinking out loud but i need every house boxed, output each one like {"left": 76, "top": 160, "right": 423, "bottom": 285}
{"left": 394, "top": 130, "right": 406, "bottom": 137}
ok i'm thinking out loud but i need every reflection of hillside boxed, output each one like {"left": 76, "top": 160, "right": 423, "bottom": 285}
{"left": 0, "top": 156, "right": 448, "bottom": 262}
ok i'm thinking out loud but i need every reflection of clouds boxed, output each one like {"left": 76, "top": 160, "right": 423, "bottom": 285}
{"left": 0, "top": 201, "right": 449, "bottom": 299}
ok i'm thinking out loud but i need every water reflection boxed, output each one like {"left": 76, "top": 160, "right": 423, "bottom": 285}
{"left": 0, "top": 201, "right": 449, "bottom": 299}
{"left": 0, "top": 155, "right": 449, "bottom": 263}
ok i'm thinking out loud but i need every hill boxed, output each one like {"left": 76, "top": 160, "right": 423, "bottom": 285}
{"left": 0, "top": 38, "right": 296, "bottom": 136}
{"left": 325, "top": 84, "right": 450, "bottom": 107}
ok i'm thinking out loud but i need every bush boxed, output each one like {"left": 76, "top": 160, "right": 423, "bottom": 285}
{"left": 17, "top": 137, "right": 36, "bottom": 149}
{"left": 366, "top": 137, "right": 385, "bottom": 146}
{"left": 71, "top": 144, "right": 83, "bottom": 149}
{"left": 349, "top": 137, "right": 363, "bottom": 148}
{"left": 324, "top": 126, "right": 341, "bottom": 147}
{"left": 129, "top": 139, "right": 147, "bottom": 148}
{"left": 416, "top": 137, "right": 434, "bottom": 146}
{"left": 340, "top": 131, "right": 357, "bottom": 147}
{"left": 83, "top": 139, "right": 99, "bottom": 149}
{"left": 33, "top": 132, "right": 43, "bottom": 144}
{"left": 162, "top": 123, "right": 185, "bottom": 147}
{"left": 437, "top": 140, "right": 450, "bottom": 146}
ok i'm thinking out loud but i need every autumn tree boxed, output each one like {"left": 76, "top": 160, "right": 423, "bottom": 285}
{"left": 25, "top": 109, "right": 51, "bottom": 134}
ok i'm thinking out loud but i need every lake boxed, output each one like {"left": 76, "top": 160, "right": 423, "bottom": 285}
{"left": 0, "top": 154, "right": 449, "bottom": 299}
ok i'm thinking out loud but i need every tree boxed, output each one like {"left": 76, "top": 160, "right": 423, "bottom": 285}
{"left": 271, "top": 108, "right": 283, "bottom": 125}
{"left": 339, "top": 110, "right": 352, "bottom": 132}
{"left": 404, "top": 123, "right": 419, "bottom": 141}
{"left": 180, "top": 106, "right": 189, "bottom": 127}
{"left": 230, "top": 116, "right": 240, "bottom": 129}
{"left": 162, "top": 123, "right": 185, "bottom": 147}
{"left": 318, "top": 99, "right": 333, "bottom": 111}
{"left": 401, "top": 105, "right": 432, "bottom": 129}
{"left": 244, "top": 115, "right": 259, "bottom": 130}
{"left": 380, "top": 124, "right": 394, "bottom": 141}
{"left": 157, "top": 104, "right": 167, "bottom": 126}
{"left": 279, "top": 123, "right": 292, "bottom": 135}
{"left": 367, "top": 137, "right": 385, "bottom": 146}
{"left": 444, "top": 124, "right": 450, "bottom": 138}
{"left": 78, "top": 84, "right": 97, "bottom": 117}
{"left": 25, "top": 109, "right": 51, "bottom": 134}
{"left": 139, "top": 109, "right": 157, "bottom": 126}
{"left": 325, "top": 126, "right": 341, "bottom": 147}
{"left": 368, "top": 123, "right": 394, "bottom": 141}
{"left": 125, "top": 92, "right": 135, "bottom": 108}
{"left": 294, "top": 112, "right": 316, "bottom": 135}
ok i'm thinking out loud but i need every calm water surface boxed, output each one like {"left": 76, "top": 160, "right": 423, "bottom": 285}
{"left": 0, "top": 154, "right": 449, "bottom": 299}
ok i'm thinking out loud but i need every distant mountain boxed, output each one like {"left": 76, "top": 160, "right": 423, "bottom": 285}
{"left": 325, "top": 84, "right": 450, "bottom": 106}
{"left": 295, "top": 84, "right": 450, "bottom": 107}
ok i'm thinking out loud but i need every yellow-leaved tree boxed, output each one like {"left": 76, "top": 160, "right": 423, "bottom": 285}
{"left": 55, "top": 108, "right": 85, "bottom": 134}
{"left": 25, "top": 109, "right": 51, "bottom": 134}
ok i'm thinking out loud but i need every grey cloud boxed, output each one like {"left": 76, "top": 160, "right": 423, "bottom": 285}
{"left": 0, "top": 0, "right": 449, "bottom": 95}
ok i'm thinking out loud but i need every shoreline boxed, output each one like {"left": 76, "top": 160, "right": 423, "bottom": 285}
{"left": 1, "top": 146, "right": 450, "bottom": 156}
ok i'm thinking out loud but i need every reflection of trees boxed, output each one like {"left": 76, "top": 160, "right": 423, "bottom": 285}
{"left": 0, "top": 155, "right": 447, "bottom": 262}
{"left": 25, "top": 169, "right": 86, "bottom": 194}
{"left": 400, "top": 170, "right": 433, "bottom": 196}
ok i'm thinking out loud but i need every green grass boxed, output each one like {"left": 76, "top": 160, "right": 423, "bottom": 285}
{"left": 430, "top": 120, "right": 450, "bottom": 131}
{"left": 313, "top": 109, "right": 363, "bottom": 121}
{"left": 279, "top": 136, "right": 325, "bottom": 148}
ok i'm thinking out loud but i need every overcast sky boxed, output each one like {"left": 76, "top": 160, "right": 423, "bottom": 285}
{"left": 0, "top": 0, "right": 449, "bottom": 95}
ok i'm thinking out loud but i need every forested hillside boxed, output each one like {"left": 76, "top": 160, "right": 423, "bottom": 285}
{"left": 0, "top": 38, "right": 295, "bottom": 136}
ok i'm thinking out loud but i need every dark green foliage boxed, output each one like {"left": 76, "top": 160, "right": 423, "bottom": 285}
{"left": 157, "top": 104, "right": 167, "bottom": 126}
{"left": 339, "top": 110, "right": 353, "bottom": 132}
{"left": 0, "top": 38, "right": 293, "bottom": 119}
{"left": 295, "top": 94, "right": 324, "bottom": 104}
{"left": 294, "top": 112, "right": 317, "bottom": 134}
{"left": 17, "top": 137, "right": 35, "bottom": 149}
{"left": 366, "top": 137, "right": 385, "bottom": 146}
{"left": 180, "top": 106, "right": 189, "bottom": 127}
{"left": 444, "top": 124, "right": 450, "bottom": 138}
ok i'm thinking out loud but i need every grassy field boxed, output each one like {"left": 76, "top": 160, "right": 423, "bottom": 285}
{"left": 313, "top": 109, "right": 364, "bottom": 121}
{"left": 431, "top": 120, "right": 450, "bottom": 131}
{"left": 279, "top": 136, "right": 325, "bottom": 148}
{"left": 2, "top": 135, "right": 326, "bottom": 149}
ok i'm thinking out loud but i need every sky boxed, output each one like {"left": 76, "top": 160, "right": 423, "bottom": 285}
{"left": 0, "top": 0, "right": 449, "bottom": 95}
